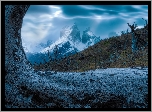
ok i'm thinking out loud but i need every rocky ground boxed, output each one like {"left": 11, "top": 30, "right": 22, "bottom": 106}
{"left": 5, "top": 67, "right": 148, "bottom": 108}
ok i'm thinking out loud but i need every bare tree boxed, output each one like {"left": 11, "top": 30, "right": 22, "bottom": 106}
{"left": 142, "top": 18, "right": 148, "bottom": 28}
{"left": 127, "top": 22, "right": 138, "bottom": 53}
{"left": 127, "top": 22, "right": 138, "bottom": 33}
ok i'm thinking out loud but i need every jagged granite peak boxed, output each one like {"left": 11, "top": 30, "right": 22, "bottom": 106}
{"left": 82, "top": 27, "right": 100, "bottom": 46}
{"left": 42, "top": 23, "right": 83, "bottom": 53}
{"left": 60, "top": 23, "right": 81, "bottom": 42}
{"left": 82, "top": 27, "right": 94, "bottom": 44}
{"left": 28, "top": 24, "right": 101, "bottom": 64}
{"left": 60, "top": 25, "right": 71, "bottom": 38}
{"left": 29, "top": 24, "right": 85, "bottom": 64}
{"left": 85, "top": 27, "right": 91, "bottom": 32}
{"left": 69, "top": 23, "right": 81, "bottom": 42}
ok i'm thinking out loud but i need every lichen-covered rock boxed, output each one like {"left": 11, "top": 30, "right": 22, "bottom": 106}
{"left": 5, "top": 5, "right": 31, "bottom": 76}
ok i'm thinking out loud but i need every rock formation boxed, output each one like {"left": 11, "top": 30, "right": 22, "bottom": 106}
{"left": 5, "top": 5, "right": 31, "bottom": 76}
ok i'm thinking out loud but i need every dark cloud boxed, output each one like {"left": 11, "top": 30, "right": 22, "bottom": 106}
{"left": 27, "top": 5, "right": 51, "bottom": 15}
{"left": 61, "top": 5, "right": 118, "bottom": 17}
{"left": 94, "top": 5, "right": 143, "bottom": 12}
{"left": 123, "top": 6, "right": 141, "bottom": 12}
{"left": 94, "top": 5, "right": 123, "bottom": 11}
{"left": 60, "top": 5, "right": 90, "bottom": 17}
{"left": 91, "top": 9, "right": 118, "bottom": 15}
{"left": 60, "top": 5, "right": 121, "bottom": 18}
{"left": 60, "top": 5, "right": 146, "bottom": 19}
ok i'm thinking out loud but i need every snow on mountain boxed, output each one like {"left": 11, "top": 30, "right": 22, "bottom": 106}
{"left": 60, "top": 26, "right": 72, "bottom": 39}
{"left": 26, "top": 24, "right": 101, "bottom": 64}
{"left": 41, "top": 24, "right": 100, "bottom": 54}
{"left": 41, "top": 36, "right": 68, "bottom": 53}
{"left": 41, "top": 24, "right": 82, "bottom": 53}
{"left": 82, "top": 27, "right": 100, "bottom": 47}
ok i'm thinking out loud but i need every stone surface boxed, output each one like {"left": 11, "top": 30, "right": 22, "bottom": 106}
{"left": 5, "top": 5, "right": 32, "bottom": 75}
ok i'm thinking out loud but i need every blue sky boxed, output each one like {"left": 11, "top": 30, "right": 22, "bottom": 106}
{"left": 21, "top": 5, "right": 148, "bottom": 53}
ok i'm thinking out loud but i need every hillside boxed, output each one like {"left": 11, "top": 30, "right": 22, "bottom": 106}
{"left": 33, "top": 24, "right": 148, "bottom": 72}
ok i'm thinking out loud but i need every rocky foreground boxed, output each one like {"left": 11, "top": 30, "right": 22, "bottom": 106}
{"left": 5, "top": 67, "right": 148, "bottom": 108}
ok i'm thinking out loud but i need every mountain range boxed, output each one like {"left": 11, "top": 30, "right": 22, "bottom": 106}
{"left": 33, "top": 24, "right": 148, "bottom": 72}
{"left": 25, "top": 23, "right": 101, "bottom": 64}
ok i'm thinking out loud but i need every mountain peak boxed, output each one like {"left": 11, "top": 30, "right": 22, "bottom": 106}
{"left": 60, "top": 25, "right": 72, "bottom": 38}
{"left": 86, "top": 27, "right": 90, "bottom": 31}
{"left": 82, "top": 27, "right": 100, "bottom": 45}
{"left": 71, "top": 23, "right": 78, "bottom": 30}
{"left": 27, "top": 24, "right": 101, "bottom": 64}
{"left": 69, "top": 24, "right": 81, "bottom": 42}
{"left": 83, "top": 27, "right": 94, "bottom": 36}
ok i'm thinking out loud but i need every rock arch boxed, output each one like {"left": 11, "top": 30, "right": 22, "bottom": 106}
{"left": 5, "top": 6, "right": 71, "bottom": 108}
{"left": 5, "top": 5, "right": 31, "bottom": 75}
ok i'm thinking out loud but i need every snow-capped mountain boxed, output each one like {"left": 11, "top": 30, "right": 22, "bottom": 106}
{"left": 41, "top": 24, "right": 100, "bottom": 54}
{"left": 25, "top": 24, "right": 101, "bottom": 64}
{"left": 82, "top": 27, "right": 100, "bottom": 47}
{"left": 41, "top": 24, "right": 84, "bottom": 53}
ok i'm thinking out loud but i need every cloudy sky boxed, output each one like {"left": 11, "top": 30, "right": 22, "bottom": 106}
{"left": 21, "top": 5, "right": 148, "bottom": 53}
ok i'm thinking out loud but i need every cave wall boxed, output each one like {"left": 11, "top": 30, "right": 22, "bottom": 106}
{"left": 5, "top": 5, "right": 31, "bottom": 75}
